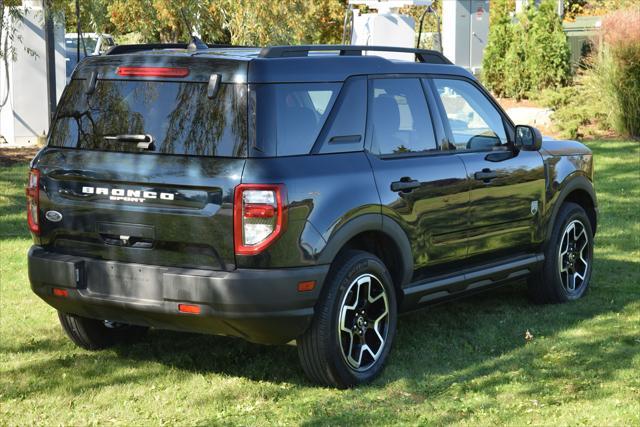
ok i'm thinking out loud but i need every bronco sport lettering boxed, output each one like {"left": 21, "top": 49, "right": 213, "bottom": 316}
{"left": 81, "top": 186, "right": 175, "bottom": 203}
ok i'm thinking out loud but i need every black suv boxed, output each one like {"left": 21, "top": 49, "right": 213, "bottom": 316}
{"left": 27, "top": 45, "right": 597, "bottom": 388}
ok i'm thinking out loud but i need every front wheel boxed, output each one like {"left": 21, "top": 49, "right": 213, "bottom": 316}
{"left": 297, "top": 250, "right": 397, "bottom": 388}
{"left": 528, "top": 202, "right": 594, "bottom": 303}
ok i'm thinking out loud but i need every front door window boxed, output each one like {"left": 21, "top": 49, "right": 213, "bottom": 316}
{"left": 433, "top": 79, "right": 508, "bottom": 151}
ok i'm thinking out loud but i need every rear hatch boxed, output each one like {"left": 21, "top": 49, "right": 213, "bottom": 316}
{"left": 33, "top": 55, "right": 248, "bottom": 271}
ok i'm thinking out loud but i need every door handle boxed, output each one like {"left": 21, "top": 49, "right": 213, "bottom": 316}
{"left": 329, "top": 134, "right": 362, "bottom": 144}
{"left": 474, "top": 168, "right": 498, "bottom": 182}
{"left": 391, "top": 178, "right": 421, "bottom": 193}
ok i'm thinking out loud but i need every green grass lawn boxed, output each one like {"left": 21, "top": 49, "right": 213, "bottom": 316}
{"left": 1, "top": 141, "right": 638, "bottom": 426}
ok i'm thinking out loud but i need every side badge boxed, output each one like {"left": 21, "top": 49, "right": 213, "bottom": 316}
{"left": 531, "top": 200, "right": 539, "bottom": 215}
{"left": 45, "top": 210, "right": 63, "bottom": 222}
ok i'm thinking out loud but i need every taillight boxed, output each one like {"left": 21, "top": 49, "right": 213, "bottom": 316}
{"left": 115, "top": 66, "right": 190, "bottom": 78}
{"left": 26, "top": 169, "right": 40, "bottom": 234}
{"left": 234, "top": 184, "right": 286, "bottom": 255}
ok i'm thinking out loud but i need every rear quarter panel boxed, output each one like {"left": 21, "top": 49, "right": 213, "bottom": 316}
{"left": 238, "top": 152, "right": 380, "bottom": 268}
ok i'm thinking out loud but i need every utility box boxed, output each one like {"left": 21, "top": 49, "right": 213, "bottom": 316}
{"left": 1, "top": 1, "right": 65, "bottom": 146}
{"left": 563, "top": 16, "right": 602, "bottom": 71}
{"left": 442, "top": 0, "right": 490, "bottom": 74}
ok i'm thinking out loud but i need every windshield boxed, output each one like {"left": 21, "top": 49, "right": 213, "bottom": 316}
{"left": 65, "top": 37, "right": 98, "bottom": 54}
{"left": 50, "top": 79, "right": 248, "bottom": 157}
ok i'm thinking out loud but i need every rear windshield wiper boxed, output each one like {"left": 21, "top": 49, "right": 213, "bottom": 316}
{"left": 104, "top": 134, "right": 154, "bottom": 150}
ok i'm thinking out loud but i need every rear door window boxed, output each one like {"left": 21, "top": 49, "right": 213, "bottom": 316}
{"left": 50, "top": 79, "right": 248, "bottom": 157}
{"left": 252, "top": 83, "right": 341, "bottom": 156}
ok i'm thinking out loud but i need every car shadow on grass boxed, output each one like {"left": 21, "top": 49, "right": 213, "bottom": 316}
{"left": 45, "top": 259, "right": 640, "bottom": 388}
{"left": 3, "top": 257, "right": 638, "bottom": 427}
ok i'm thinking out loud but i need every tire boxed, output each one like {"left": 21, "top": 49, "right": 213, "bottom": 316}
{"left": 58, "top": 311, "right": 148, "bottom": 350}
{"left": 528, "top": 202, "right": 594, "bottom": 304}
{"left": 297, "top": 250, "right": 397, "bottom": 388}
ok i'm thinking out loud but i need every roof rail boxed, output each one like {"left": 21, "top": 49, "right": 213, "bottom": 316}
{"left": 258, "top": 45, "right": 452, "bottom": 64}
{"left": 106, "top": 43, "right": 235, "bottom": 56}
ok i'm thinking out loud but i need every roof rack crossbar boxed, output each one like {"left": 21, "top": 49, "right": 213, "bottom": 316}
{"left": 106, "top": 43, "right": 236, "bottom": 56}
{"left": 258, "top": 45, "right": 452, "bottom": 64}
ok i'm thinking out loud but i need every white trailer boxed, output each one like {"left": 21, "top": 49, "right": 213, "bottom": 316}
{"left": 348, "top": 1, "right": 434, "bottom": 61}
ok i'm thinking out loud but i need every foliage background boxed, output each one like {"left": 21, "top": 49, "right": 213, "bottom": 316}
{"left": 532, "top": 5, "right": 640, "bottom": 139}
{"left": 5, "top": 0, "right": 446, "bottom": 47}
{"left": 483, "top": 0, "right": 571, "bottom": 99}
{"left": 60, "top": 0, "right": 349, "bottom": 45}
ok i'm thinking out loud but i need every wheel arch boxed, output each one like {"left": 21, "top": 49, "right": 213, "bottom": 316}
{"left": 317, "top": 214, "right": 413, "bottom": 302}
{"left": 546, "top": 174, "right": 598, "bottom": 240}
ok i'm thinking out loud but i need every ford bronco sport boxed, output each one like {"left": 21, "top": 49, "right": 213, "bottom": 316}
{"left": 27, "top": 44, "right": 597, "bottom": 388}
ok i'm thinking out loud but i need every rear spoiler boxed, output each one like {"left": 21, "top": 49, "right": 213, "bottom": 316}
{"left": 72, "top": 54, "right": 249, "bottom": 83}
{"left": 106, "top": 43, "right": 238, "bottom": 56}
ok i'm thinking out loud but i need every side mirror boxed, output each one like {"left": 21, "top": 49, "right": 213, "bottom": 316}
{"left": 514, "top": 125, "right": 542, "bottom": 151}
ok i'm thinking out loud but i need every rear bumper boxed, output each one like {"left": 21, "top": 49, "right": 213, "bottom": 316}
{"left": 28, "top": 247, "right": 329, "bottom": 345}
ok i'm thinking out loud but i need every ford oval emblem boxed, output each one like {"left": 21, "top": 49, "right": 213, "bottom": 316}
{"left": 45, "top": 210, "right": 63, "bottom": 222}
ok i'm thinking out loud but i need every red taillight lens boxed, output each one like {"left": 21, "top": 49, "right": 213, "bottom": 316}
{"left": 243, "top": 204, "right": 276, "bottom": 218}
{"left": 115, "top": 66, "right": 190, "bottom": 78}
{"left": 234, "top": 184, "right": 286, "bottom": 255}
{"left": 26, "top": 169, "right": 40, "bottom": 234}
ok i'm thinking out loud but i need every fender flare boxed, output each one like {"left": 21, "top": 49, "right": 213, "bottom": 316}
{"left": 545, "top": 174, "right": 597, "bottom": 240}
{"left": 317, "top": 213, "right": 413, "bottom": 287}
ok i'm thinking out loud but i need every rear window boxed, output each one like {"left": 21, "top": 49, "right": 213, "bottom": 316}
{"left": 252, "top": 83, "right": 341, "bottom": 156}
{"left": 50, "top": 79, "right": 248, "bottom": 157}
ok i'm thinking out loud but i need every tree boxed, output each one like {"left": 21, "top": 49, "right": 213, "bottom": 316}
{"left": 503, "top": 7, "right": 533, "bottom": 100}
{"left": 63, "top": 0, "right": 113, "bottom": 34}
{"left": 107, "top": 0, "right": 203, "bottom": 42}
{"left": 527, "top": 0, "right": 571, "bottom": 91}
{"left": 481, "top": 0, "right": 514, "bottom": 97}
{"left": 564, "top": 0, "right": 639, "bottom": 19}
{"left": 106, "top": 0, "right": 347, "bottom": 45}
{"left": 482, "top": 0, "right": 571, "bottom": 99}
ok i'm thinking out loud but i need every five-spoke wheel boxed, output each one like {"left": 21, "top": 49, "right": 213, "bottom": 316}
{"left": 298, "top": 250, "right": 397, "bottom": 388}
{"left": 558, "top": 219, "right": 590, "bottom": 294}
{"left": 528, "top": 202, "right": 594, "bottom": 303}
{"left": 338, "top": 274, "right": 390, "bottom": 371}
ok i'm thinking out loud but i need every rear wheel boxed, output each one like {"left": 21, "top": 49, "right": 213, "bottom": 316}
{"left": 58, "top": 312, "right": 148, "bottom": 350}
{"left": 297, "top": 250, "right": 397, "bottom": 388}
{"left": 528, "top": 202, "right": 594, "bottom": 303}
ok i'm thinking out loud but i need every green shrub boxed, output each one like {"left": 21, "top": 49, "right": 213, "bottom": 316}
{"left": 527, "top": 0, "right": 572, "bottom": 92}
{"left": 545, "top": 84, "right": 601, "bottom": 139}
{"left": 503, "top": 21, "right": 531, "bottom": 99}
{"left": 532, "top": 76, "right": 610, "bottom": 139}
{"left": 531, "top": 86, "right": 578, "bottom": 111}
{"left": 483, "top": 0, "right": 571, "bottom": 100}
{"left": 525, "top": 6, "right": 639, "bottom": 139}
{"left": 481, "top": 0, "right": 514, "bottom": 97}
